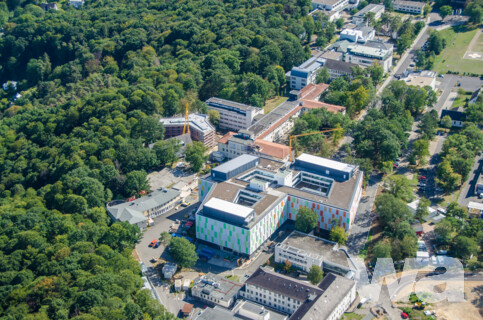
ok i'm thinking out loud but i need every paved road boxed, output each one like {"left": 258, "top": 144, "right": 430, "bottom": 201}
{"left": 346, "top": 174, "right": 380, "bottom": 255}
{"left": 458, "top": 156, "right": 482, "bottom": 207}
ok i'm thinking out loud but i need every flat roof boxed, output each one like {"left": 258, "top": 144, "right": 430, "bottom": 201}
{"left": 206, "top": 97, "right": 258, "bottom": 112}
{"left": 247, "top": 100, "right": 300, "bottom": 137}
{"left": 278, "top": 170, "right": 362, "bottom": 210}
{"left": 347, "top": 44, "right": 389, "bottom": 59}
{"left": 311, "top": 0, "right": 342, "bottom": 6}
{"left": 394, "top": 0, "right": 426, "bottom": 8}
{"left": 296, "top": 153, "right": 356, "bottom": 174}
{"left": 281, "top": 231, "right": 350, "bottom": 268}
{"left": 354, "top": 3, "right": 385, "bottom": 17}
{"left": 404, "top": 75, "right": 435, "bottom": 88}
{"left": 204, "top": 198, "right": 254, "bottom": 219}
{"left": 192, "top": 273, "right": 243, "bottom": 302}
{"left": 212, "top": 154, "right": 259, "bottom": 174}
{"left": 203, "top": 183, "right": 281, "bottom": 227}
{"left": 160, "top": 113, "right": 215, "bottom": 133}
{"left": 195, "top": 301, "right": 287, "bottom": 320}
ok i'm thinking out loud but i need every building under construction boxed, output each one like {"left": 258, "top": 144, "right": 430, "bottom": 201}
{"left": 159, "top": 113, "right": 216, "bottom": 147}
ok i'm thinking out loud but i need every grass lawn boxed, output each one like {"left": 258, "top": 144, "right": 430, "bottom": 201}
{"left": 433, "top": 27, "right": 483, "bottom": 75}
{"left": 452, "top": 88, "right": 472, "bottom": 109}
{"left": 264, "top": 95, "right": 288, "bottom": 114}
{"left": 225, "top": 274, "right": 240, "bottom": 282}
{"left": 342, "top": 313, "right": 364, "bottom": 320}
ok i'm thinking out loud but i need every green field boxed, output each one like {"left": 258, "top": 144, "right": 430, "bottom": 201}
{"left": 452, "top": 88, "right": 473, "bottom": 109}
{"left": 433, "top": 27, "right": 483, "bottom": 75}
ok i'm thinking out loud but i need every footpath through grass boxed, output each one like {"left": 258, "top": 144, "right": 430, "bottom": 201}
{"left": 433, "top": 27, "right": 483, "bottom": 75}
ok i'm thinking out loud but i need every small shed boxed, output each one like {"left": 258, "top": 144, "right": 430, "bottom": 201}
{"left": 182, "top": 279, "right": 190, "bottom": 291}
{"left": 174, "top": 279, "right": 182, "bottom": 292}
{"left": 412, "top": 222, "right": 424, "bottom": 236}
{"left": 181, "top": 303, "right": 193, "bottom": 317}
{"left": 162, "top": 262, "right": 177, "bottom": 279}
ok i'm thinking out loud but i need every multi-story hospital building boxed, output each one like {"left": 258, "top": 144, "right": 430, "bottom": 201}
{"left": 196, "top": 154, "right": 363, "bottom": 256}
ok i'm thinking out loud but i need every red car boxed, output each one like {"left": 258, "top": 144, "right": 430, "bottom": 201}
{"left": 419, "top": 176, "right": 426, "bottom": 180}
{"left": 149, "top": 239, "right": 158, "bottom": 247}
{"left": 401, "top": 312, "right": 409, "bottom": 319}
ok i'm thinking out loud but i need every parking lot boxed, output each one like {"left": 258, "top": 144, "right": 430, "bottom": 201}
{"left": 147, "top": 166, "right": 198, "bottom": 191}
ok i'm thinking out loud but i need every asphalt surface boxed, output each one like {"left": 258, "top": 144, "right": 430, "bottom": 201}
{"left": 346, "top": 174, "right": 380, "bottom": 256}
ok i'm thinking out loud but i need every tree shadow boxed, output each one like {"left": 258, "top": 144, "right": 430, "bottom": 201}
{"left": 471, "top": 285, "right": 483, "bottom": 308}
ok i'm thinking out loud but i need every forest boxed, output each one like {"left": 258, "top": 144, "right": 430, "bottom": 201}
{"left": 0, "top": 0, "right": 317, "bottom": 318}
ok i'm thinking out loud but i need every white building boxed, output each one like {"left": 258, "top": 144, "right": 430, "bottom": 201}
{"left": 217, "top": 132, "right": 291, "bottom": 161}
{"left": 106, "top": 188, "right": 181, "bottom": 230}
{"left": 309, "top": 8, "right": 341, "bottom": 22}
{"left": 393, "top": 0, "right": 426, "bottom": 14}
{"left": 353, "top": 4, "right": 385, "bottom": 25}
{"left": 69, "top": 0, "right": 84, "bottom": 8}
{"left": 344, "top": 40, "right": 393, "bottom": 72}
{"left": 205, "top": 97, "right": 264, "bottom": 131}
{"left": 340, "top": 26, "right": 376, "bottom": 43}
{"left": 311, "top": 0, "right": 349, "bottom": 12}
{"left": 401, "top": 70, "right": 437, "bottom": 90}
{"left": 289, "top": 54, "right": 325, "bottom": 90}
{"left": 239, "top": 267, "right": 357, "bottom": 319}
{"left": 275, "top": 231, "right": 354, "bottom": 277}
{"left": 191, "top": 273, "right": 243, "bottom": 308}
{"left": 440, "top": 108, "right": 466, "bottom": 127}
{"left": 194, "top": 300, "right": 288, "bottom": 320}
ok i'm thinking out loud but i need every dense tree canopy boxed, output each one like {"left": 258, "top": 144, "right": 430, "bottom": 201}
{"left": 0, "top": 0, "right": 320, "bottom": 318}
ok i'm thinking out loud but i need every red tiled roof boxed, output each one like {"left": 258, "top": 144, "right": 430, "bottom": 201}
{"left": 300, "top": 99, "right": 346, "bottom": 114}
{"left": 182, "top": 303, "right": 193, "bottom": 314}
{"left": 257, "top": 105, "right": 303, "bottom": 140}
{"left": 218, "top": 131, "right": 236, "bottom": 144}
{"left": 254, "top": 140, "right": 291, "bottom": 160}
{"left": 300, "top": 83, "right": 329, "bottom": 101}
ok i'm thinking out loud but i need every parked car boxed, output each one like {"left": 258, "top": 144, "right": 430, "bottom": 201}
{"left": 154, "top": 242, "right": 161, "bottom": 248}
{"left": 149, "top": 239, "right": 158, "bottom": 247}
{"left": 419, "top": 176, "right": 426, "bottom": 180}
{"left": 418, "top": 182, "right": 426, "bottom": 187}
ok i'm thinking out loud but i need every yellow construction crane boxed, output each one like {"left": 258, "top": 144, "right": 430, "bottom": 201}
{"left": 289, "top": 128, "right": 343, "bottom": 161}
{"left": 182, "top": 102, "right": 190, "bottom": 135}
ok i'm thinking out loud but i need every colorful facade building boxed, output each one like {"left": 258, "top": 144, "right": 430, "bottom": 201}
{"left": 196, "top": 154, "right": 363, "bottom": 257}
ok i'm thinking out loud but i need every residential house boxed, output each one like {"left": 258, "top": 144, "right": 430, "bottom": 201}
{"left": 441, "top": 108, "right": 466, "bottom": 127}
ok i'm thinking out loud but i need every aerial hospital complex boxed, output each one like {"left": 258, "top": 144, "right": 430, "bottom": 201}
{"left": 196, "top": 153, "right": 363, "bottom": 256}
